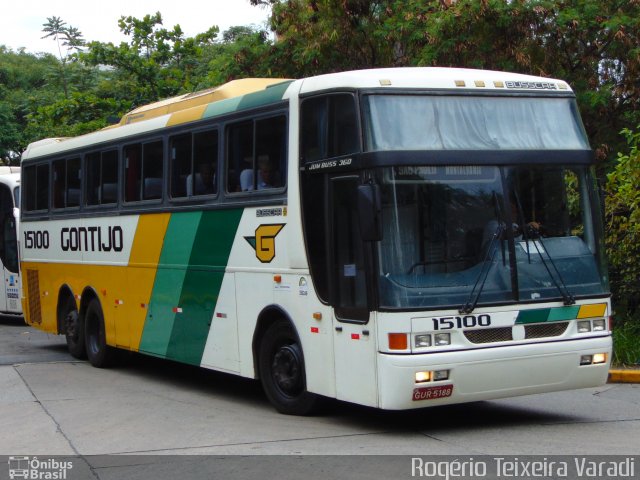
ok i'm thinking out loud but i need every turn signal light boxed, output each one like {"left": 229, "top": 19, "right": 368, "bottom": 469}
{"left": 388, "top": 333, "right": 408, "bottom": 350}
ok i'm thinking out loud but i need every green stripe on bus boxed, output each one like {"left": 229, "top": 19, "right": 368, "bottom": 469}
{"left": 165, "top": 208, "right": 244, "bottom": 365}
{"left": 139, "top": 211, "right": 202, "bottom": 356}
{"left": 547, "top": 306, "right": 580, "bottom": 321}
{"left": 515, "top": 309, "right": 550, "bottom": 324}
{"left": 515, "top": 306, "right": 582, "bottom": 324}
{"left": 202, "top": 81, "right": 292, "bottom": 119}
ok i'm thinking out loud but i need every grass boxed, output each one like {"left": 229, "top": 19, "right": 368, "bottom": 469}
{"left": 612, "top": 319, "right": 640, "bottom": 367}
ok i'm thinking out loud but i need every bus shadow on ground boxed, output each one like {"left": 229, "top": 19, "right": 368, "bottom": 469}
{"left": 110, "top": 351, "right": 578, "bottom": 432}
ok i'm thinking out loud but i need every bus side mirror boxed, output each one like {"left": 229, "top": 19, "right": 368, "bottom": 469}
{"left": 357, "top": 184, "right": 382, "bottom": 242}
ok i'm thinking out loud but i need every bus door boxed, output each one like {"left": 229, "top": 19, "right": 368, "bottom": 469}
{"left": 0, "top": 184, "right": 20, "bottom": 313}
{"left": 330, "top": 177, "right": 378, "bottom": 407}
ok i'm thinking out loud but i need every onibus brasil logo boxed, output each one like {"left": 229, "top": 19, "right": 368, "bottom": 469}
{"left": 244, "top": 224, "right": 285, "bottom": 263}
{"left": 8, "top": 456, "right": 73, "bottom": 479}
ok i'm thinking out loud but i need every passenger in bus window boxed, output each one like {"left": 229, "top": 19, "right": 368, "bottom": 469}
{"left": 241, "top": 155, "right": 281, "bottom": 191}
{"left": 188, "top": 162, "right": 216, "bottom": 195}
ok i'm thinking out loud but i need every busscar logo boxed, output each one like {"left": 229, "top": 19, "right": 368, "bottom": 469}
{"left": 244, "top": 224, "right": 285, "bottom": 263}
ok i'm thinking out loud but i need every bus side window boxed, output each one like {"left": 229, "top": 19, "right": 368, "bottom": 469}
{"left": 227, "top": 115, "right": 286, "bottom": 193}
{"left": 301, "top": 94, "right": 359, "bottom": 163}
{"left": 170, "top": 133, "right": 191, "bottom": 198}
{"left": 142, "top": 141, "right": 163, "bottom": 200}
{"left": 53, "top": 157, "right": 81, "bottom": 209}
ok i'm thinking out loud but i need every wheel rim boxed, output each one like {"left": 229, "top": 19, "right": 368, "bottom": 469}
{"left": 271, "top": 343, "right": 304, "bottom": 397}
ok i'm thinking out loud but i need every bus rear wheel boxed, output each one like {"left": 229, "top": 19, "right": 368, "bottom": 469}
{"left": 259, "top": 319, "right": 319, "bottom": 415}
{"left": 84, "top": 298, "right": 117, "bottom": 368}
{"left": 63, "top": 299, "right": 86, "bottom": 359}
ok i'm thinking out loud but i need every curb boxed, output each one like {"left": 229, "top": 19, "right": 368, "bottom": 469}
{"left": 608, "top": 369, "right": 640, "bottom": 384}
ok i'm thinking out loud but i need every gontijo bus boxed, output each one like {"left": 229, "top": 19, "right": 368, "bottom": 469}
{"left": 20, "top": 68, "right": 611, "bottom": 414}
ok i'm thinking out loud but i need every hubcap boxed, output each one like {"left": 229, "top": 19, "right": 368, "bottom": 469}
{"left": 272, "top": 344, "right": 303, "bottom": 396}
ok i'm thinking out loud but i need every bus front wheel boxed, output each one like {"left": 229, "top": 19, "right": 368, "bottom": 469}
{"left": 84, "top": 298, "right": 117, "bottom": 368}
{"left": 259, "top": 320, "right": 319, "bottom": 415}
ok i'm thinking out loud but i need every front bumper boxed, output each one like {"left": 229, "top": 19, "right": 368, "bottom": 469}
{"left": 377, "top": 336, "right": 611, "bottom": 410}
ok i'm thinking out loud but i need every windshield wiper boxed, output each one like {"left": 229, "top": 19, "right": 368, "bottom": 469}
{"left": 527, "top": 237, "right": 576, "bottom": 305}
{"left": 512, "top": 192, "right": 575, "bottom": 305}
{"left": 459, "top": 222, "right": 504, "bottom": 314}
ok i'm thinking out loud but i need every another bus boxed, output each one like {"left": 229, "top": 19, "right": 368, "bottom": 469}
{"left": 0, "top": 166, "right": 21, "bottom": 315}
{"left": 20, "top": 69, "right": 611, "bottom": 414}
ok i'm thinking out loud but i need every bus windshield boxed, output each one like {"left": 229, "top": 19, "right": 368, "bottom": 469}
{"left": 376, "top": 165, "right": 608, "bottom": 310}
{"left": 363, "top": 95, "right": 589, "bottom": 150}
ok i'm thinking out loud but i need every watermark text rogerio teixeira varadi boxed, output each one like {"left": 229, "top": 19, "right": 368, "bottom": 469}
{"left": 7, "top": 457, "right": 73, "bottom": 480}
{"left": 411, "top": 456, "right": 636, "bottom": 480}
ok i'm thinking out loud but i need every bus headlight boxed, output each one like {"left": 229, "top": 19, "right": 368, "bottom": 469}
{"left": 577, "top": 320, "right": 591, "bottom": 333}
{"left": 415, "top": 334, "right": 432, "bottom": 348}
{"left": 434, "top": 333, "right": 451, "bottom": 346}
{"left": 592, "top": 319, "right": 606, "bottom": 332}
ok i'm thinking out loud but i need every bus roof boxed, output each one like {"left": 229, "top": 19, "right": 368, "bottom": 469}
{"left": 298, "top": 67, "right": 572, "bottom": 94}
{"left": 22, "top": 68, "right": 573, "bottom": 162}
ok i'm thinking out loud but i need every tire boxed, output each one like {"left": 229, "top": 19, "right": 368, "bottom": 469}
{"left": 84, "top": 298, "right": 117, "bottom": 368}
{"left": 62, "top": 298, "right": 86, "bottom": 359}
{"left": 258, "top": 319, "right": 319, "bottom": 415}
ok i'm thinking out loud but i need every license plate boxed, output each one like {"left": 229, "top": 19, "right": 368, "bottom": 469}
{"left": 412, "top": 384, "right": 454, "bottom": 401}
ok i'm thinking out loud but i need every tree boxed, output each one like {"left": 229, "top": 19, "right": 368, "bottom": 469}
{"left": 41, "top": 16, "right": 85, "bottom": 98}
{"left": 80, "top": 12, "right": 218, "bottom": 106}
{"left": 605, "top": 126, "right": 640, "bottom": 318}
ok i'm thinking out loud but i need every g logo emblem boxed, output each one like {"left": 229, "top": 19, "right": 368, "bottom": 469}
{"left": 245, "top": 224, "right": 285, "bottom": 263}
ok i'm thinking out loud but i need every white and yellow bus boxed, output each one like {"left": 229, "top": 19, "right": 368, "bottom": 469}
{"left": 20, "top": 68, "right": 611, "bottom": 414}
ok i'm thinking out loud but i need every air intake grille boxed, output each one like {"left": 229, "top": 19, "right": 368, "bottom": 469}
{"left": 525, "top": 322, "right": 569, "bottom": 339}
{"left": 26, "top": 269, "right": 42, "bottom": 325}
{"left": 464, "top": 327, "right": 513, "bottom": 344}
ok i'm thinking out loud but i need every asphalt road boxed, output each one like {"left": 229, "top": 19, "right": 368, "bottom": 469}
{"left": 1, "top": 316, "right": 639, "bottom": 479}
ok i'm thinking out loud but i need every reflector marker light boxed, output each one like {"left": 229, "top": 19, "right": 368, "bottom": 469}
{"left": 216, "top": 312, "right": 227, "bottom": 318}
{"left": 455, "top": 80, "right": 466, "bottom": 87}
{"left": 388, "top": 333, "right": 408, "bottom": 350}
{"left": 474, "top": 80, "right": 486, "bottom": 87}
{"left": 114, "top": 299, "right": 124, "bottom": 305}
{"left": 311, "top": 327, "right": 319, "bottom": 334}
{"left": 172, "top": 307, "right": 183, "bottom": 313}
{"left": 351, "top": 333, "right": 360, "bottom": 340}
{"left": 312, "top": 312, "right": 322, "bottom": 320}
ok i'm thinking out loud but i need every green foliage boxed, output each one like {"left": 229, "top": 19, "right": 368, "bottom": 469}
{"left": 80, "top": 12, "right": 219, "bottom": 106}
{"left": 605, "top": 126, "right": 640, "bottom": 317}
{"left": 612, "top": 319, "right": 640, "bottom": 367}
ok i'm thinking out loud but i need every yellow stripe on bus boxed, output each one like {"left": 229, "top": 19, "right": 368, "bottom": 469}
{"left": 127, "top": 213, "right": 171, "bottom": 351}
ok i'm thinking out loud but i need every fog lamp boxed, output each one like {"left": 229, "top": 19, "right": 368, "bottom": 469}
{"left": 434, "top": 333, "right": 451, "bottom": 346}
{"left": 415, "top": 371, "right": 431, "bottom": 383}
{"left": 592, "top": 319, "right": 606, "bottom": 332}
{"left": 577, "top": 320, "right": 591, "bottom": 333}
{"left": 580, "top": 355, "right": 593, "bottom": 365}
{"left": 593, "top": 353, "right": 607, "bottom": 364}
{"left": 433, "top": 370, "right": 449, "bottom": 381}
{"left": 415, "top": 334, "right": 432, "bottom": 348}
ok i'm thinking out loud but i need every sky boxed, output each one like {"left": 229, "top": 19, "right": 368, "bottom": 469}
{"left": 1, "top": 0, "right": 271, "bottom": 56}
